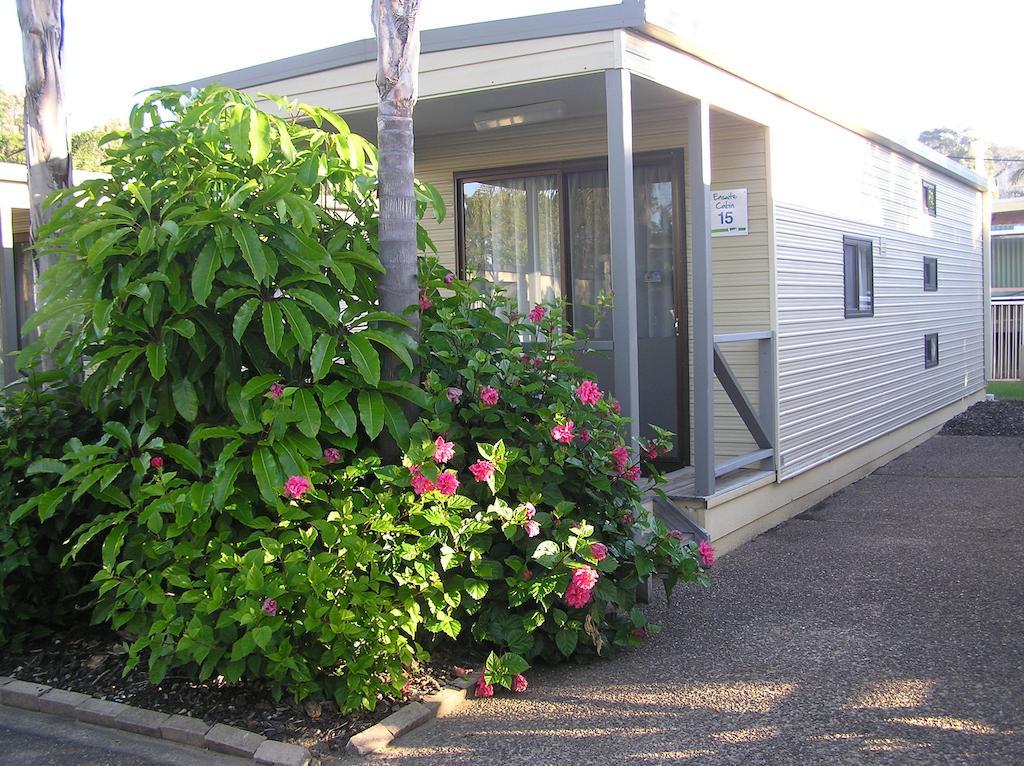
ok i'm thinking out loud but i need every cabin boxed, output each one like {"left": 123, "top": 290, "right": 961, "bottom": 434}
{"left": 183, "top": 0, "right": 989, "bottom": 552}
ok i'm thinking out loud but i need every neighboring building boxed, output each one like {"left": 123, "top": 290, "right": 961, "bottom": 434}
{"left": 992, "top": 198, "right": 1024, "bottom": 298}
{"left": 183, "top": 0, "right": 987, "bottom": 552}
{"left": 0, "top": 162, "right": 104, "bottom": 383}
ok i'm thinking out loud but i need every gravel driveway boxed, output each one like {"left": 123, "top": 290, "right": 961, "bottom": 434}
{"left": 331, "top": 422, "right": 1024, "bottom": 765}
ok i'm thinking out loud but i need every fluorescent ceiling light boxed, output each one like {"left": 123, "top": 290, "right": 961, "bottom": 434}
{"left": 473, "top": 100, "right": 566, "bottom": 131}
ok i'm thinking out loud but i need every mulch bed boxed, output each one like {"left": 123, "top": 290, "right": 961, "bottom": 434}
{"left": 0, "top": 627, "right": 480, "bottom": 759}
{"left": 940, "top": 400, "right": 1024, "bottom": 437}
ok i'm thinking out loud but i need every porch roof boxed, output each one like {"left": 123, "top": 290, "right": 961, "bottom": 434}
{"left": 176, "top": 1, "right": 986, "bottom": 192}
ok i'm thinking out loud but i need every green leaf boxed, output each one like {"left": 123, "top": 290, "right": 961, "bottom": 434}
{"left": 26, "top": 458, "right": 66, "bottom": 476}
{"left": 146, "top": 342, "right": 167, "bottom": 380}
{"left": 191, "top": 239, "right": 219, "bottom": 305}
{"left": 172, "top": 378, "right": 199, "bottom": 421}
{"left": 324, "top": 398, "right": 357, "bottom": 437}
{"left": 289, "top": 288, "right": 339, "bottom": 324}
{"left": 36, "top": 487, "right": 69, "bottom": 522}
{"left": 465, "top": 579, "right": 489, "bottom": 599}
{"left": 555, "top": 628, "right": 578, "bottom": 657}
{"left": 103, "top": 422, "right": 133, "bottom": 448}
{"left": 232, "top": 298, "right": 260, "bottom": 342}
{"left": 310, "top": 334, "right": 336, "bottom": 383}
{"left": 532, "top": 540, "right": 561, "bottom": 568}
{"left": 279, "top": 300, "right": 313, "bottom": 353}
{"left": 163, "top": 443, "right": 202, "bottom": 477}
{"left": 347, "top": 334, "right": 380, "bottom": 387}
{"left": 357, "top": 390, "right": 384, "bottom": 439}
{"left": 292, "top": 389, "right": 321, "bottom": 438}
{"left": 230, "top": 220, "right": 268, "bottom": 282}
{"left": 362, "top": 328, "right": 415, "bottom": 370}
{"left": 249, "top": 110, "right": 272, "bottom": 165}
{"left": 252, "top": 448, "right": 282, "bottom": 505}
{"left": 241, "top": 373, "right": 282, "bottom": 400}
{"left": 261, "top": 302, "right": 283, "bottom": 354}
{"left": 213, "top": 459, "right": 244, "bottom": 509}
{"left": 382, "top": 396, "right": 409, "bottom": 446}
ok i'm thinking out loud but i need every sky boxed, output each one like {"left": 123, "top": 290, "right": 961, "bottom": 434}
{"left": 2, "top": 0, "right": 1022, "bottom": 150}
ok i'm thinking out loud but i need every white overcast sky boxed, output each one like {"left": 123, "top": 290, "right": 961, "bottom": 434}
{"left": 2, "top": 0, "right": 1022, "bottom": 150}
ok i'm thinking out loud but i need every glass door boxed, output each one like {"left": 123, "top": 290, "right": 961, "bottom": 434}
{"left": 460, "top": 153, "right": 687, "bottom": 465}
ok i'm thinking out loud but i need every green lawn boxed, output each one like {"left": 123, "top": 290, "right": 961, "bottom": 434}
{"left": 987, "top": 381, "right": 1024, "bottom": 400}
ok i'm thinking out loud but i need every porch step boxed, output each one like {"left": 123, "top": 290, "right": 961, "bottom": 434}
{"left": 650, "top": 495, "right": 709, "bottom": 543}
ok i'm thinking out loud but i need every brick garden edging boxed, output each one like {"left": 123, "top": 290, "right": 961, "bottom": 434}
{"left": 345, "top": 672, "right": 481, "bottom": 756}
{"left": 0, "top": 675, "right": 311, "bottom": 766}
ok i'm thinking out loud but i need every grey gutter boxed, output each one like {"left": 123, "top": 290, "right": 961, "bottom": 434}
{"left": 176, "top": 1, "right": 646, "bottom": 91}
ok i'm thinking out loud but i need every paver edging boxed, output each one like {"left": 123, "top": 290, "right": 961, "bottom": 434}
{"left": 0, "top": 676, "right": 311, "bottom": 766}
{"left": 346, "top": 672, "right": 481, "bottom": 757}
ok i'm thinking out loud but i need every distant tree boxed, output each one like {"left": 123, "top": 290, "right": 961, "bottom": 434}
{"left": 918, "top": 126, "right": 1024, "bottom": 197}
{"left": 0, "top": 90, "right": 24, "bottom": 162}
{"left": 918, "top": 127, "right": 977, "bottom": 165}
{"left": 69, "top": 119, "right": 123, "bottom": 172}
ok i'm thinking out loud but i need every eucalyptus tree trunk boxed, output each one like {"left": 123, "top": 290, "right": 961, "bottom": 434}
{"left": 18, "top": 0, "right": 72, "bottom": 267}
{"left": 373, "top": 0, "right": 421, "bottom": 371}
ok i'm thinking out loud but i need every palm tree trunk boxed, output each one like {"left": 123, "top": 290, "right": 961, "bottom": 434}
{"left": 373, "top": 0, "right": 421, "bottom": 376}
{"left": 18, "top": 0, "right": 72, "bottom": 264}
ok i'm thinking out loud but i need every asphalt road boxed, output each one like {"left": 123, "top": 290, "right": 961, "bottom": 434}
{"left": 331, "top": 434, "right": 1024, "bottom": 766}
{"left": 0, "top": 704, "right": 250, "bottom": 766}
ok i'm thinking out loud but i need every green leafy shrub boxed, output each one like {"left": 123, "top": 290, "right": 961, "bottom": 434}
{"left": 0, "top": 369, "right": 101, "bottom": 647}
{"left": 22, "top": 86, "right": 442, "bottom": 709}
{"left": 24, "top": 85, "right": 710, "bottom": 710}
{"left": 403, "top": 262, "right": 709, "bottom": 676}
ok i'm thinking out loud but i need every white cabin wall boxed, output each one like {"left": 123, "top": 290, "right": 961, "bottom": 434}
{"left": 770, "top": 113, "right": 985, "bottom": 479}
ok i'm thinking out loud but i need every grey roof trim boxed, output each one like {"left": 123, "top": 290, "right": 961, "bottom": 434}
{"left": 177, "top": 2, "right": 646, "bottom": 91}
{"left": 176, "top": 0, "right": 986, "bottom": 191}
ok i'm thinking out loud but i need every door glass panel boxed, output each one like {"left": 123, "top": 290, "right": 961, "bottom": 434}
{"left": 567, "top": 171, "right": 612, "bottom": 342}
{"left": 634, "top": 164, "right": 679, "bottom": 460}
{"left": 463, "top": 175, "right": 561, "bottom": 315}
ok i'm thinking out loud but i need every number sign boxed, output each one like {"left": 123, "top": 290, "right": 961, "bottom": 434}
{"left": 711, "top": 188, "right": 748, "bottom": 237}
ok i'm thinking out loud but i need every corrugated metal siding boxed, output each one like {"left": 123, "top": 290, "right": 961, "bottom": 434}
{"left": 774, "top": 147, "right": 985, "bottom": 478}
{"left": 993, "top": 236, "right": 1024, "bottom": 289}
{"left": 415, "top": 106, "right": 769, "bottom": 462}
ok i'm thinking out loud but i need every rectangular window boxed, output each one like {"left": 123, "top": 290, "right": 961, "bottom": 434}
{"left": 923, "top": 256, "right": 938, "bottom": 291}
{"left": 843, "top": 236, "right": 874, "bottom": 318}
{"left": 924, "top": 333, "right": 939, "bottom": 368}
{"left": 922, "top": 181, "right": 937, "bottom": 217}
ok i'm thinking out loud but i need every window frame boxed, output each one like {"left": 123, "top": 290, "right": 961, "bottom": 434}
{"left": 924, "top": 333, "right": 939, "bottom": 368}
{"left": 923, "top": 256, "right": 938, "bottom": 292}
{"left": 922, "top": 180, "right": 937, "bottom": 217}
{"left": 843, "top": 235, "right": 874, "bottom": 318}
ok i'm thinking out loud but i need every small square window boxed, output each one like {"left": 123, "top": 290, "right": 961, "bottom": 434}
{"left": 924, "top": 333, "right": 939, "bottom": 368}
{"left": 922, "top": 181, "right": 937, "bottom": 217}
{"left": 923, "top": 256, "right": 938, "bottom": 291}
{"left": 843, "top": 236, "right": 873, "bottom": 318}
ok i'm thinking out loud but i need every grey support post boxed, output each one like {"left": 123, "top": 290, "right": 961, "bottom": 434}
{"left": 0, "top": 206, "right": 17, "bottom": 384}
{"left": 688, "top": 99, "right": 715, "bottom": 496}
{"left": 605, "top": 68, "right": 640, "bottom": 447}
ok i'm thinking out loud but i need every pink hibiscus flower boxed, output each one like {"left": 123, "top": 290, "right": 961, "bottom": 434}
{"left": 522, "top": 569, "right": 533, "bottom": 580}
{"left": 590, "top": 542, "right": 608, "bottom": 561}
{"left": 411, "top": 472, "right": 435, "bottom": 496}
{"left": 579, "top": 429, "right": 592, "bottom": 445}
{"left": 564, "top": 566, "right": 599, "bottom": 609}
{"left": 435, "top": 470, "right": 459, "bottom": 496}
{"left": 150, "top": 456, "right": 164, "bottom": 469}
{"left": 418, "top": 291, "right": 433, "bottom": 310}
{"left": 475, "top": 676, "right": 494, "bottom": 698}
{"left": 283, "top": 475, "right": 311, "bottom": 500}
{"left": 444, "top": 272, "right": 455, "bottom": 285}
{"left": 528, "top": 305, "right": 546, "bottom": 323}
{"left": 511, "top": 674, "right": 529, "bottom": 693}
{"left": 479, "top": 386, "right": 499, "bottom": 406}
{"left": 524, "top": 519, "right": 540, "bottom": 538}
{"left": 268, "top": 382, "right": 285, "bottom": 399}
{"left": 611, "top": 446, "right": 629, "bottom": 474}
{"left": 261, "top": 598, "right": 277, "bottom": 616}
{"left": 446, "top": 387, "right": 463, "bottom": 403}
{"left": 323, "top": 447, "right": 342, "bottom": 464}
{"left": 551, "top": 421, "right": 576, "bottom": 444}
{"left": 575, "top": 380, "right": 602, "bottom": 405}
{"left": 523, "top": 502, "right": 536, "bottom": 520}
{"left": 469, "top": 460, "right": 496, "bottom": 483}
{"left": 698, "top": 539, "right": 716, "bottom": 566}
{"left": 433, "top": 436, "right": 455, "bottom": 464}
{"left": 668, "top": 529, "right": 686, "bottom": 541}
{"left": 623, "top": 464, "right": 641, "bottom": 481}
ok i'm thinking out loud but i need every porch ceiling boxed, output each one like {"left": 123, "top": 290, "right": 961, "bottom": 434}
{"left": 338, "top": 72, "right": 691, "bottom": 139}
